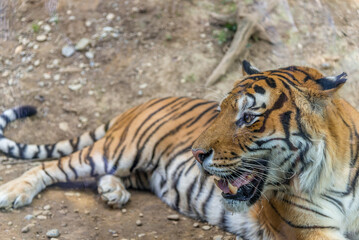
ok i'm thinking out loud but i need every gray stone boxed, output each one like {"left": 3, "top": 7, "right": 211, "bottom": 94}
{"left": 167, "top": 214, "right": 180, "bottom": 221}
{"left": 75, "top": 38, "right": 91, "bottom": 51}
{"left": 61, "top": 45, "right": 75, "bottom": 57}
{"left": 46, "top": 229, "right": 60, "bottom": 238}
{"left": 36, "top": 35, "right": 47, "bottom": 42}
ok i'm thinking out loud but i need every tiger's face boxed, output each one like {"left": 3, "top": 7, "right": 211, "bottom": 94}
{"left": 192, "top": 61, "right": 347, "bottom": 212}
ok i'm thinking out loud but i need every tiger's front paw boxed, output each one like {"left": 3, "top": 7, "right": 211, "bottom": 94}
{"left": 0, "top": 177, "right": 43, "bottom": 209}
{"left": 98, "top": 175, "right": 131, "bottom": 208}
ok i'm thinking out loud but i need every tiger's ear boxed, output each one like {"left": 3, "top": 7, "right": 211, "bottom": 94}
{"left": 242, "top": 60, "right": 260, "bottom": 76}
{"left": 316, "top": 72, "right": 347, "bottom": 92}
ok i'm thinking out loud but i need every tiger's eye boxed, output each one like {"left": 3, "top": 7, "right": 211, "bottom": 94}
{"left": 243, "top": 113, "right": 253, "bottom": 123}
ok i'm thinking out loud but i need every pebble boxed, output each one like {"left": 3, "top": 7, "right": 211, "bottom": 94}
{"left": 14, "top": 45, "right": 23, "bottom": 55}
{"left": 8, "top": 221, "right": 13, "bottom": 226}
{"left": 167, "top": 214, "right": 180, "bottom": 221}
{"left": 46, "top": 229, "right": 60, "bottom": 238}
{"left": 0, "top": 176, "right": 3, "bottom": 181}
{"left": 37, "top": 215, "right": 47, "bottom": 220}
{"left": 138, "top": 233, "right": 146, "bottom": 238}
{"left": 103, "top": 26, "right": 114, "bottom": 32}
{"left": 202, "top": 225, "right": 211, "bottom": 231}
{"left": 139, "top": 213, "right": 144, "bottom": 218}
{"left": 139, "top": 83, "right": 147, "bottom": 89}
{"left": 24, "top": 214, "right": 34, "bottom": 220}
{"left": 75, "top": 38, "right": 91, "bottom": 51}
{"left": 68, "top": 83, "right": 82, "bottom": 91}
{"left": 36, "top": 34, "right": 47, "bottom": 42}
{"left": 34, "top": 59, "right": 40, "bottom": 66}
{"left": 85, "top": 51, "right": 94, "bottom": 59}
{"left": 38, "top": 81, "right": 45, "bottom": 87}
{"left": 43, "top": 205, "right": 51, "bottom": 210}
{"left": 85, "top": 20, "right": 92, "bottom": 27}
{"left": 61, "top": 223, "right": 68, "bottom": 227}
{"left": 136, "top": 220, "right": 142, "bottom": 226}
{"left": 193, "top": 223, "right": 200, "bottom": 228}
{"left": 34, "top": 95, "right": 45, "bottom": 102}
{"left": 61, "top": 45, "right": 75, "bottom": 57}
{"left": 121, "top": 209, "right": 127, "bottom": 213}
{"left": 2, "top": 70, "right": 10, "bottom": 78}
{"left": 106, "top": 13, "right": 115, "bottom": 21}
{"left": 43, "top": 24, "right": 51, "bottom": 32}
{"left": 21, "top": 223, "right": 35, "bottom": 233}
{"left": 43, "top": 73, "right": 51, "bottom": 80}
{"left": 213, "top": 235, "right": 223, "bottom": 240}
{"left": 321, "top": 62, "right": 332, "bottom": 69}
{"left": 53, "top": 74, "right": 60, "bottom": 81}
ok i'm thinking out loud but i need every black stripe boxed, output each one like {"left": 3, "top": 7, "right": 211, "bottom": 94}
{"left": 281, "top": 198, "right": 330, "bottom": 218}
{"left": 132, "top": 97, "right": 184, "bottom": 141}
{"left": 68, "top": 155, "right": 79, "bottom": 179}
{"left": 269, "top": 201, "right": 339, "bottom": 230}
{"left": 57, "top": 158, "right": 70, "bottom": 182}
{"left": 42, "top": 163, "right": 55, "bottom": 183}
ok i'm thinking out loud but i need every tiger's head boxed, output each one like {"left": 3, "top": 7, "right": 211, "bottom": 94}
{"left": 192, "top": 61, "right": 347, "bottom": 212}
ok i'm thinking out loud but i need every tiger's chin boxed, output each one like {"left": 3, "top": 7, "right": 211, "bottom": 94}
{"left": 221, "top": 198, "right": 251, "bottom": 212}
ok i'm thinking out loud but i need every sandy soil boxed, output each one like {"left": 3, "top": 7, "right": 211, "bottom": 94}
{"left": 1, "top": 0, "right": 359, "bottom": 239}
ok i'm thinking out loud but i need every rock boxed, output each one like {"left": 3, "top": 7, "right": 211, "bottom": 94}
{"left": 14, "top": 45, "right": 23, "bottom": 55}
{"left": 193, "top": 223, "right": 200, "bottom": 228}
{"left": 321, "top": 62, "right": 332, "bottom": 69}
{"left": 85, "top": 20, "right": 92, "bottom": 27}
{"left": 75, "top": 38, "right": 91, "bottom": 51}
{"left": 21, "top": 223, "right": 35, "bottom": 233}
{"left": 79, "top": 116, "right": 88, "bottom": 123}
{"left": 37, "top": 215, "right": 47, "bottom": 220}
{"left": 8, "top": 221, "right": 13, "bottom": 226}
{"left": 167, "top": 214, "right": 180, "bottom": 221}
{"left": 24, "top": 214, "right": 34, "bottom": 220}
{"left": 53, "top": 74, "right": 60, "bottom": 81}
{"left": 138, "top": 233, "right": 146, "bottom": 237}
{"left": 213, "top": 235, "right": 223, "bottom": 240}
{"left": 34, "top": 59, "right": 40, "bottom": 67}
{"left": 43, "top": 205, "right": 51, "bottom": 210}
{"left": 2, "top": 70, "right": 10, "bottom": 78}
{"left": 121, "top": 209, "right": 127, "bottom": 213}
{"left": 202, "top": 225, "right": 211, "bottom": 231}
{"left": 85, "top": 51, "right": 94, "bottom": 59}
{"left": 136, "top": 220, "right": 142, "bottom": 226}
{"left": 38, "top": 81, "right": 45, "bottom": 87}
{"left": 43, "top": 73, "right": 51, "bottom": 80}
{"left": 103, "top": 26, "right": 114, "bottom": 32}
{"left": 139, "top": 83, "right": 147, "bottom": 89}
{"left": 46, "top": 229, "right": 60, "bottom": 238}
{"left": 34, "top": 95, "right": 45, "bottom": 102}
{"left": 36, "top": 34, "right": 47, "bottom": 42}
{"left": 106, "top": 13, "right": 115, "bottom": 21}
{"left": 43, "top": 24, "right": 51, "bottom": 32}
{"left": 61, "top": 45, "right": 75, "bottom": 57}
{"left": 139, "top": 213, "right": 144, "bottom": 218}
{"left": 68, "top": 84, "right": 82, "bottom": 91}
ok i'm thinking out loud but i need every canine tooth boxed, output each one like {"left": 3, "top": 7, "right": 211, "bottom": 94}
{"left": 214, "top": 178, "right": 219, "bottom": 187}
{"left": 247, "top": 174, "right": 254, "bottom": 180}
{"left": 228, "top": 181, "right": 238, "bottom": 195}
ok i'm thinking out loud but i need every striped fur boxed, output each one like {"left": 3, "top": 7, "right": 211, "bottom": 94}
{"left": 0, "top": 63, "right": 358, "bottom": 239}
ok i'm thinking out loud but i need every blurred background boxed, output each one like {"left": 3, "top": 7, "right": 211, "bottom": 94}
{"left": 0, "top": 0, "right": 358, "bottom": 239}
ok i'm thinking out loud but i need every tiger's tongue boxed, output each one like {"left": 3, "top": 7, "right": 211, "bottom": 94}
{"left": 214, "top": 173, "right": 253, "bottom": 195}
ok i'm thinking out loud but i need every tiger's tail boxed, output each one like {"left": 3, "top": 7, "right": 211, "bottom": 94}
{"left": 0, "top": 105, "right": 115, "bottom": 160}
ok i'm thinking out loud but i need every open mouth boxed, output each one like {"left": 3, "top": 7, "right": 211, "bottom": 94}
{"left": 214, "top": 172, "right": 265, "bottom": 204}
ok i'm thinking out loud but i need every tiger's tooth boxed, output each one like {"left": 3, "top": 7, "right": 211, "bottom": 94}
{"left": 214, "top": 178, "right": 219, "bottom": 188}
{"left": 247, "top": 174, "right": 254, "bottom": 180}
{"left": 228, "top": 181, "right": 238, "bottom": 195}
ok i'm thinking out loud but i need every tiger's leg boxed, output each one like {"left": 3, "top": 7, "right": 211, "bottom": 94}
{"left": 98, "top": 172, "right": 151, "bottom": 208}
{"left": 97, "top": 175, "right": 131, "bottom": 208}
{"left": 0, "top": 138, "right": 123, "bottom": 208}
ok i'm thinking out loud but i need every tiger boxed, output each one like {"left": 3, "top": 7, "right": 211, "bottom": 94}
{"left": 0, "top": 61, "right": 357, "bottom": 240}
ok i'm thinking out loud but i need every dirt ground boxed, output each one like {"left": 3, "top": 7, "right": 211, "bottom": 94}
{"left": 1, "top": 0, "right": 359, "bottom": 239}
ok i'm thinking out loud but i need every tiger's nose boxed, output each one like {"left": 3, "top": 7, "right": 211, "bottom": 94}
{"left": 192, "top": 148, "right": 213, "bottom": 164}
